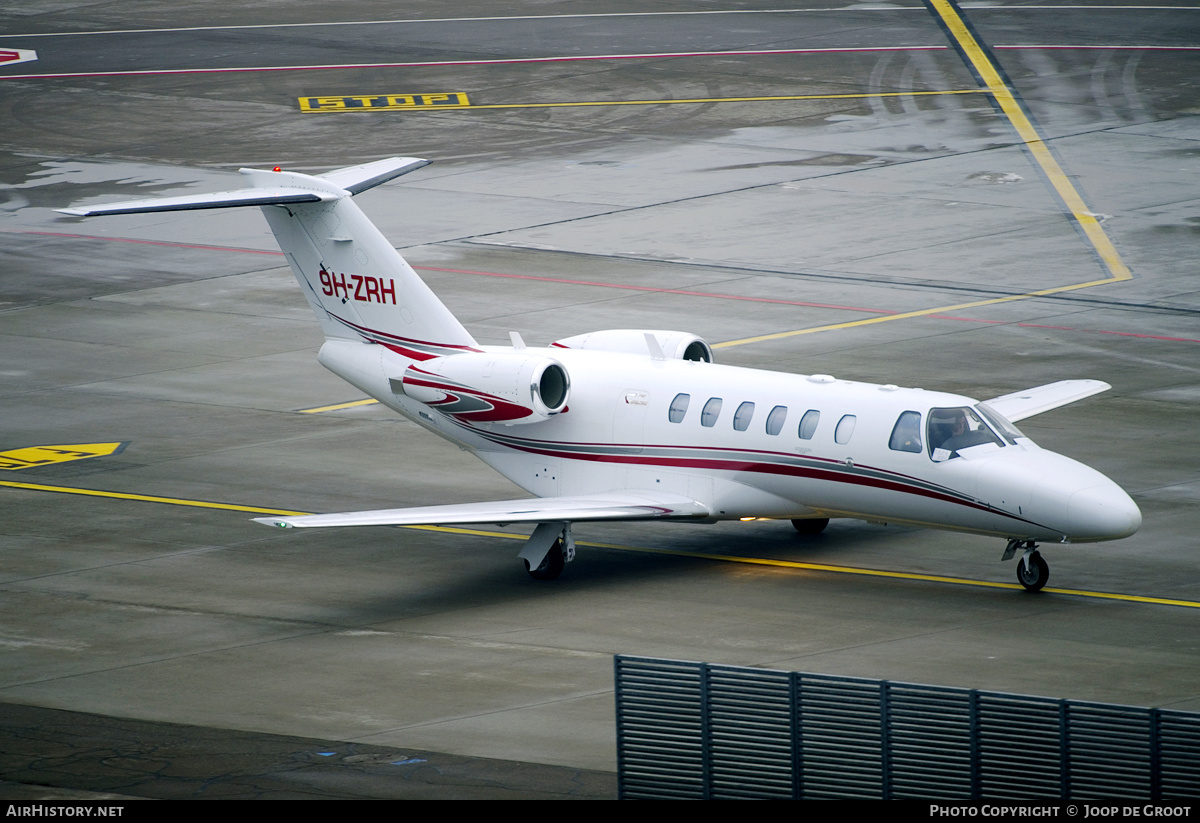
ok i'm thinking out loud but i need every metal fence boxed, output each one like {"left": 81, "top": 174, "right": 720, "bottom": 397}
{"left": 614, "top": 655, "right": 1200, "bottom": 800}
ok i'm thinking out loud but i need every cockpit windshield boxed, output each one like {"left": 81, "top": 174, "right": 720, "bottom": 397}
{"left": 976, "top": 402, "right": 1027, "bottom": 445}
{"left": 927, "top": 406, "right": 1004, "bottom": 461}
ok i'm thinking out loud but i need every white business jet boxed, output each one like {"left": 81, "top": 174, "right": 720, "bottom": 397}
{"left": 61, "top": 157, "right": 1141, "bottom": 592}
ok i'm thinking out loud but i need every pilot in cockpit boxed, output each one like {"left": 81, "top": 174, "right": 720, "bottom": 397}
{"left": 930, "top": 407, "right": 1004, "bottom": 459}
{"left": 928, "top": 408, "right": 966, "bottom": 454}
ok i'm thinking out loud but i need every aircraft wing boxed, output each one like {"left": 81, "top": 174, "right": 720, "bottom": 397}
{"left": 253, "top": 491, "right": 710, "bottom": 529}
{"left": 983, "top": 379, "right": 1111, "bottom": 422}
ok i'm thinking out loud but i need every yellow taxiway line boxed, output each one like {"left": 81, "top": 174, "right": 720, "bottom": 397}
{"left": 299, "top": 398, "right": 380, "bottom": 413}
{"left": 929, "top": 0, "right": 1129, "bottom": 283}
{"left": 442, "top": 89, "right": 981, "bottom": 110}
{"left": 717, "top": 0, "right": 1133, "bottom": 350}
{"left": 0, "top": 479, "right": 308, "bottom": 516}
{"left": 715, "top": 279, "right": 1123, "bottom": 349}
{"left": 299, "top": 89, "right": 983, "bottom": 113}
{"left": 4, "top": 478, "right": 1195, "bottom": 609}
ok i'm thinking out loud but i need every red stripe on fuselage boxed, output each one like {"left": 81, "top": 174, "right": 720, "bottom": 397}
{"left": 463, "top": 430, "right": 1045, "bottom": 528}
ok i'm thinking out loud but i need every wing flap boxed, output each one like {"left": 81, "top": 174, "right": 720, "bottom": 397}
{"left": 983, "top": 379, "right": 1111, "bottom": 422}
{"left": 253, "top": 491, "right": 710, "bottom": 529}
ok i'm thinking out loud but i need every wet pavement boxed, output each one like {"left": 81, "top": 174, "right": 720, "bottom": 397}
{"left": 2, "top": 0, "right": 1198, "bottom": 799}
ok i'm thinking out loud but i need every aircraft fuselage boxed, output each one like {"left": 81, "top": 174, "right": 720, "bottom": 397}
{"left": 319, "top": 339, "right": 1141, "bottom": 545}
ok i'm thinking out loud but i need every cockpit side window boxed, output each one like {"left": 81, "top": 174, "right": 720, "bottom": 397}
{"left": 889, "top": 411, "right": 922, "bottom": 453}
{"left": 927, "top": 406, "right": 1003, "bottom": 460}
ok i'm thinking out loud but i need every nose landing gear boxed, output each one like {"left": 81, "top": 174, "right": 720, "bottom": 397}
{"left": 1004, "top": 538, "right": 1049, "bottom": 592}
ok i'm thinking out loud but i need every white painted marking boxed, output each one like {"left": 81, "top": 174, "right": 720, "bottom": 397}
{"left": 0, "top": 6, "right": 1190, "bottom": 39}
{"left": 0, "top": 10, "right": 921, "bottom": 38}
{"left": 0, "top": 47, "right": 37, "bottom": 66}
{"left": 0, "top": 46, "right": 949, "bottom": 81}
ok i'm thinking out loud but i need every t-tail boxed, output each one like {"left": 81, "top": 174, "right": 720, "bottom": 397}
{"left": 58, "top": 158, "right": 479, "bottom": 359}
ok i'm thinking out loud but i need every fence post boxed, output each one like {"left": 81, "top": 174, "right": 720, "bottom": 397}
{"left": 790, "top": 671, "right": 803, "bottom": 800}
{"left": 880, "top": 680, "right": 891, "bottom": 800}
{"left": 969, "top": 689, "right": 980, "bottom": 801}
{"left": 700, "top": 662, "right": 711, "bottom": 801}
{"left": 1060, "top": 699, "right": 1071, "bottom": 800}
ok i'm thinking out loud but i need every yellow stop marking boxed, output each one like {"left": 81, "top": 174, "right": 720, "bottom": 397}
{"left": 0, "top": 442, "right": 128, "bottom": 471}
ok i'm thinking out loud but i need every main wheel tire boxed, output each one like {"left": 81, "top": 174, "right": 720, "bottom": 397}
{"left": 526, "top": 539, "right": 565, "bottom": 580}
{"left": 1016, "top": 551, "right": 1049, "bottom": 592}
{"left": 791, "top": 518, "right": 830, "bottom": 535}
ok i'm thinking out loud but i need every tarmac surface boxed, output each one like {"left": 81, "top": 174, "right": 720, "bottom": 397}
{"left": 2, "top": 0, "right": 1198, "bottom": 800}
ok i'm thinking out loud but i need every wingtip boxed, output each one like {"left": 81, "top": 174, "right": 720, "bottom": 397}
{"left": 252, "top": 517, "right": 294, "bottom": 528}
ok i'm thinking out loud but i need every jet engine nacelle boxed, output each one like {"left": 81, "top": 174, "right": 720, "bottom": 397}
{"left": 400, "top": 351, "right": 570, "bottom": 425}
{"left": 552, "top": 329, "right": 714, "bottom": 363}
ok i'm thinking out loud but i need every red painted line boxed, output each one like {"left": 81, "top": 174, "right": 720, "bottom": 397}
{"left": 0, "top": 46, "right": 946, "bottom": 80}
{"left": 929, "top": 314, "right": 1200, "bottom": 344}
{"left": 414, "top": 265, "right": 893, "bottom": 314}
{"left": 1091, "top": 328, "right": 1200, "bottom": 344}
{"left": 1018, "top": 323, "right": 1079, "bottom": 331}
{"left": 5, "top": 44, "right": 1192, "bottom": 81}
{"left": 13, "top": 229, "right": 888, "bottom": 313}
{"left": 926, "top": 315, "right": 1003, "bottom": 324}
{"left": 20, "top": 230, "right": 1199, "bottom": 343}
{"left": 6, "top": 230, "right": 283, "bottom": 256}
{"left": 995, "top": 45, "right": 1200, "bottom": 52}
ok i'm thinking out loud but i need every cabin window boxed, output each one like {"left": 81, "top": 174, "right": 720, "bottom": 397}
{"left": 927, "top": 406, "right": 1003, "bottom": 460}
{"left": 889, "top": 411, "right": 923, "bottom": 453}
{"left": 733, "top": 401, "right": 755, "bottom": 432}
{"left": 765, "top": 405, "right": 787, "bottom": 436}
{"left": 701, "top": 397, "right": 723, "bottom": 428}
{"left": 835, "top": 414, "right": 857, "bottom": 445}
{"left": 668, "top": 393, "right": 690, "bottom": 423}
{"left": 798, "top": 409, "right": 820, "bottom": 440}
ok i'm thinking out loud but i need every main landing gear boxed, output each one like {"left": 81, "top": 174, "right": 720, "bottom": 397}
{"left": 791, "top": 517, "right": 830, "bottom": 535}
{"left": 519, "top": 522, "right": 575, "bottom": 581}
{"left": 527, "top": 539, "right": 566, "bottom": 580}
{"left": 1004, "top": 538, "right": 1049, "bottom": 592}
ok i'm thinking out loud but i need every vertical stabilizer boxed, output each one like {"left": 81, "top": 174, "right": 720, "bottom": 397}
{"left": 59, "top": 158, "right": 479, "bottom": 358}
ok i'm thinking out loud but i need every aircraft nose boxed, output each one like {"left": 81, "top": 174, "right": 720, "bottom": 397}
{"left": 1064, "top": 482, "right": 1142, "bottom": 541}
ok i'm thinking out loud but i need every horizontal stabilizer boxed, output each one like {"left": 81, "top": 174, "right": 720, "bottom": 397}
{"left": 57, "top": 188, "right": 335, "bottom": 216}
{"left": 984, "top": 379, "right": 1111, "bottom": 422}
{"left": 253, "top": 491, "right": 710, "bottom": 529}
{"left": 56, "top": 156, "right": 429, "bottom": 216}
{"left": 318, "top": 156, "right": 430, "bottom": 194}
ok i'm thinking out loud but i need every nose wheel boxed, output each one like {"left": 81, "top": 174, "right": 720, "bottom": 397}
{"left": 1014, "top": 547, "right": 1049, "bottom": 592}
{"left": 1004, "top": 539, "right": 1049, "bottom": 592}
